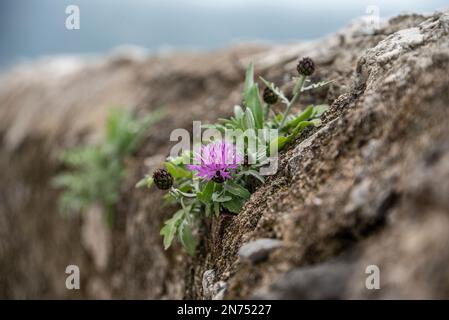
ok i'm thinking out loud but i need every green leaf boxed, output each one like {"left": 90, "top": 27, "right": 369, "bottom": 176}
{"left": 274, "top": 113, "right": 283, "bottom": 123}
{"left": 311, "top": 104, "right": 329, "bottom": 118}
{"left": 213, "top": 202, "right": 220, "bottom": 217}
{"left": 246, "top": 85, "right": 264, "bottom": 129}
{"left": 169, "top": 151, "right": 192, "bottom": 166}
{"left": 291, "top": 120, "right": 318, "bottom": 137}
{"left": 270, "top": 135, "right": 290, "bottom": 151}
{"left": 301, "top": 79, "right": 334, "bottom": 92}
{"left": 218, "top": 118, "right": 234, "bottom": 125}
{"left": 259, "top": 77, "right": 290, "bottom": 105}
{"left": 54, "top": 108, "right": 161, "bottom": 224}
{"left": 270, "top": 119, "right": 323, "bottom": 152}
{"left": 197, "top": 181, "right": 214, "bottom": 204}
{"left": 160, "top": 223, "right": 176, "bottom": 250}
{"left": 135, "top": 176, "right": 153, "bottom": 189}
{"left": 243, "top": 62, "right": 254, "bottom": 103}
{"left": 164, "top": 162, "right": 191, "bottom": 179}
{"left": 224, "top": 181, "right": 251, "bottom": 199}
{"left": 234, "top": 105, "right": 244, "bottom": 120}
{"left": 212, "top": 192, "right": 232, "bottom": 203}
{"left": 285, "top": 105, "right": 314, "bottom": 129}
{"left": 176, "top": 190, "right": 197, "bottom": 198}
{"left": 241, "top": 62, "right": 263, "bottom": 129}
{"left": 202, "top": 123, "right": 224, "bottom": 129}
{"left": 244, "top": 108, "right": 256, "bottom": 130}
{"left": 177, "top": 182, "right": 193, "bottom": 193}
{"left": 178, "top": 220, "right": 196, "bottom": 256}
{"left": 222, "top": 197, "right": 244, "bottom": 213}
{"left": 160, "top": 209, "right": 184, "bottom": 250}
{"left": 238, "top": 169, "right": 265, "bottom": 183}
{"left": 205, "top": 203, "right": 212, "bottom": 217}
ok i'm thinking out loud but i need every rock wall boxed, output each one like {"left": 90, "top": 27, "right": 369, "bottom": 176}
{"left": 0, "top": 11, "right": 448, "bottom": 299}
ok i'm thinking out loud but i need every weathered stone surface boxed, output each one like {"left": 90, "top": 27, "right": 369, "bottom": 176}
{"left": 252, "top": 259, "right": 354, "bottom": 299}
{"left": 238, "top": 239, "right": 282, "bottom": 264}
{"left": 1, "top": 11, "right": 449, "bottom": 299}
{"left": 202, "top": 269, "right": 228, "bottom": 300}
{"left": 81, "top": 204, "right": 111, "bottom": 272}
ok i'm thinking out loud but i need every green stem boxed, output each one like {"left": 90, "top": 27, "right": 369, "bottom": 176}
{"left": 264, "top": 103, "right": 270, "bottom": 121}
{"left": 279, "top": 75, "right": 306, "bottom": 129}
{"left": 180, "top": 196, "right": 186, "bottom": 210}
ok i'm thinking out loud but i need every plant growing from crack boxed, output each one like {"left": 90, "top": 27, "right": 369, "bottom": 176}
{"left": 138, "top": 57, "right": 332, "bottom": 255}
{"left": 53, "top": 108, "right": 163, "bottom": 225}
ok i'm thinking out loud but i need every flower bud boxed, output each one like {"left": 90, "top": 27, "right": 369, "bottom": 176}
{"left": 297, "top": 57, "right": 315, "bottom": 76}
{"left": 153, "top": 168, "right": 173, "bottom": 190}
{"left": 263, "top": 87, "right": 278, "bottom": 104}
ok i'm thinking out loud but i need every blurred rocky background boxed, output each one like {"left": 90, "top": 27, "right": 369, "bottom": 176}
{"left": 1, "top": 2, "right": 449, "bottom": 299}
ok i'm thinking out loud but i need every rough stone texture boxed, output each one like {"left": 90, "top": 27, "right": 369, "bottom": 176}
{"left": 238, "top": 239, "right": 283, "bottom": 264}
{"left": 81, "top": 204, "right": 111, "bottom": 272}
{"left": 202, "top": 269, "right": 216, "bottom": 299}
{"left": 252, "top": 258, "right": 355, "bottom": 300}
{"left": 1, "top": 11, "right": 449, "bottom": 299}
{"left": 202, "top": 269, "right": 227, "bottom": 301}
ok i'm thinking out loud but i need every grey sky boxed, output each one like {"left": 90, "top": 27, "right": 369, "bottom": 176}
{"left": 0, "top": 0, "right": 446, "bottom": 70}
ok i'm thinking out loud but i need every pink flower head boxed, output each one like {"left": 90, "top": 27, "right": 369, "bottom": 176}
{"left": 187, "top": 140, "right": 242, "bottom": 182}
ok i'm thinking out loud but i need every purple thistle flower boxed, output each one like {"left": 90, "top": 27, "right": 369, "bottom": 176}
{"left": 187, "top": 140, "right": 243, "bottom": 183}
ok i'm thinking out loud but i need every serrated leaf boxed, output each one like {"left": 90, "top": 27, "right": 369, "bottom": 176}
{"left": 160, "top": 223, "right": 176, "bottom": 250}
{"left": 301, "top": 80, "right": 334, "bottom": 92}
{"left": 160, "top": 209, "right": 183, "bottom": 250}
{"left": 224, "top": 181, "right": 251, "bottom": 199}
{"left": 55, "top": 108, "right": 161, "bottom": 223}
{"left": 259, "top": 77, "right": 290, "bottom": 105}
